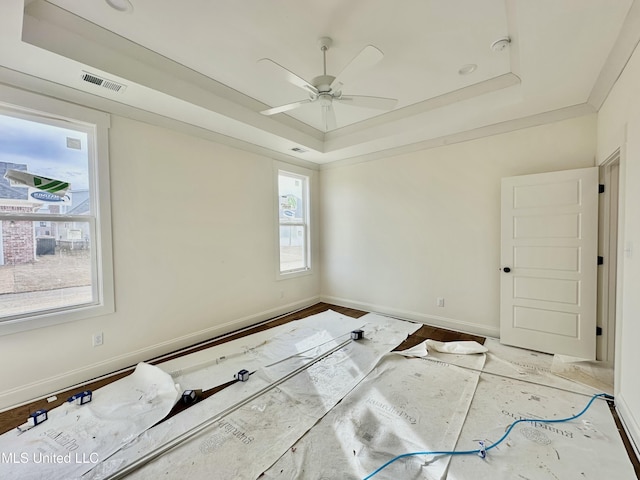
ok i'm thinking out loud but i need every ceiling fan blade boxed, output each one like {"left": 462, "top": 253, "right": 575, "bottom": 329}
{"left": 321, "top": 104, "right": 337, "bottom": 131}
{"left": 258, "top": 58, "right": 318, "bottom": 95}
{"left": 330, "top": 45, "right": 384, "bottom": 90}
{"left": 336, "top": 95, "right": 398, "bottom": 111}
{"left": 260, "top": 98, "right": 314, "bottom": 116}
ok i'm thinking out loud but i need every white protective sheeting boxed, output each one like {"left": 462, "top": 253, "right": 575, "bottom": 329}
{"left": 551, "top": 354, "right": 614, "bottom": 395}
{"left": 395, "top": 341, "right": 429, "bottom": 358}
{"left": 4, "top": 311, "right": 629, "bottom": 480}
{"left": 446, "top": 373, "right": 635, "bottom": 479}
{"left": 0, "top": 363, "right": 179, "bottom": 480}
{"left": 426, "top": 339, "right": 488, "bottom": 354}
{"left": 160, "top": 310, "right": 367, "bottom": 391}
{"left": 467, "top": 338, "right": 600, "bottom": 396}
{"left": 262, "top": 349, "right": 486, "bottom": 480}
{"left": 87, "top": 312, "right": 420, "bottom": 480}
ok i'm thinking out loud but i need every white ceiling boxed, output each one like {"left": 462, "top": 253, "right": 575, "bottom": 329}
{"left": 0, "top": 0, "right": 638, "bottom": 166}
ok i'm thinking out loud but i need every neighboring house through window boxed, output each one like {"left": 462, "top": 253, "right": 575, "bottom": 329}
{"left": 0, "top": 86, "right": 113, "bottom": 334}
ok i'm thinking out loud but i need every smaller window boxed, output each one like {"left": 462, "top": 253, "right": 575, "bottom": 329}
{"left": 278, "top": 169, "right": 310, "bottom": 275}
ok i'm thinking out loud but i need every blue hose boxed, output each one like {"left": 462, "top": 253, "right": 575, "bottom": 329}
{"left": 363, "top": 393, "right": 611, "bottom": 479}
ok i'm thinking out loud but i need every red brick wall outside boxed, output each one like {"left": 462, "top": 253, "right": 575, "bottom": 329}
{"left": 1, "top": 206, "right": 36, "bottom": 265}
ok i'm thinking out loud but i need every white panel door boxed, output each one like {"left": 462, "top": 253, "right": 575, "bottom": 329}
{"left": 500, "top": 167, "right": 598, "bottom": 359}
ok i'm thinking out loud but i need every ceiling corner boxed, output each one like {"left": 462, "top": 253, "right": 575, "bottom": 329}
{"left": 588, "top": 0, "right": 640, "bottom": 111}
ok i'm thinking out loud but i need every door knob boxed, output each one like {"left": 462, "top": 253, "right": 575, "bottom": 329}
{"left": 503, "top": 267, "right": 511, "bottom": 273}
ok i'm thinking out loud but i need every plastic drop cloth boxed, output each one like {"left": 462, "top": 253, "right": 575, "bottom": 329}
{"left": 395, "top": 341, "right": 429, "bottom": 357}
{"left": 451, "top": 338, "right": 601, "bottom": 396}
{"left": 0, "top": 363, "right": 179, "bottom": 480}
{"left": 550, "top": 354, "right": 614, "bottom": 395}
{"left": 87, "top": 313, "right": 420, "bottom": 480}
{"left": 446, "top": 373, "right": 636, "bottom": 479}
{"left": 425, "top": 339, "right": 488, "bottom": 355}
{"left": 159, "top": 310, "right": 366, "bottom": 391}
{"left": 262, "top": 349, "right": 486, "bottom": 480}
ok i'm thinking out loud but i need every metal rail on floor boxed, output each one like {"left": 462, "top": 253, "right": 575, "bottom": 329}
{"left": 102, "top": 338, "right": 353, "bottom": 480}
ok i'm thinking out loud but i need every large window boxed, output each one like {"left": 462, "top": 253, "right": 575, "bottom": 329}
{"left": 278, "top": 169, "right": 310, "bottom": 275}
{"left": 0, "top": 86, "right": 113, "bottom": 334}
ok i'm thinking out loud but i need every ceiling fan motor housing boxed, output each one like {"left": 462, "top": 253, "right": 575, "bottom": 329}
{"left": 312, "top": 75, "right": 336, "bottom": 93}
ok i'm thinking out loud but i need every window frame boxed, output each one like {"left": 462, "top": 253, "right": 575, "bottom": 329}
{"left": 275, "top": 163, "right": 312, "bottom": 279}
{"left": 0, "top": 85, "right": 114, "bottom": 335}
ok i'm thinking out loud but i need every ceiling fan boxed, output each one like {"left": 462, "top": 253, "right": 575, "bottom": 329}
{"left": 258, "top": 37, "right": 398, "bottom": 131}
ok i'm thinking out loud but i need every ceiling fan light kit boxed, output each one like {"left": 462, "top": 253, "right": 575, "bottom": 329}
{"left": 259, "top": 36, "right": 398, "bottom": 131}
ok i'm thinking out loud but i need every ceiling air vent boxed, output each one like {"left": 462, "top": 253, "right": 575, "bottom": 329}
{"left": 81, "top": 71, "right": 127, "bottom": 93}
{"left": 291, "top": 147, "right": 308, "bottom": 153}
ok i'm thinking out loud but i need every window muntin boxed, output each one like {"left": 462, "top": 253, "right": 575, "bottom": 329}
{"left": 278, "top": 170, "right": 309, "bottom": 274}
{"left": 0, "top": 98, "right": 111, "bottom": 331}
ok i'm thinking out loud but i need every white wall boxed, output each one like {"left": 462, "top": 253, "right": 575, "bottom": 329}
{"left": 0, "top": 115, "right": 319, "bottom": 410}
{"left": 598, "top": 41, "right": 640, "bottom": 453}
{"left": 320, "top": 115, "right": 597, "bottom": 337}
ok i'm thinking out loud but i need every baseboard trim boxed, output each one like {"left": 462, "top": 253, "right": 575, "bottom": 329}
{"left": 0, "top": 296, "right": 320, "bottom": 412}
{"left": 321, "top": 295, "right": 500, "bottom": 338}
{"left": 616, "top": 392, "right": 640, "bottom": 460}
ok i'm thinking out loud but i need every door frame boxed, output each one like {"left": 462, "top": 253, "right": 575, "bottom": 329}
{"left": 597, "top": 150, "right": 620, "bottom": 364}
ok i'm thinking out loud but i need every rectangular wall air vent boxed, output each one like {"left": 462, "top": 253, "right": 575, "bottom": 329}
{"left": 81, "top": 71, "right": 127, "bottom": 93}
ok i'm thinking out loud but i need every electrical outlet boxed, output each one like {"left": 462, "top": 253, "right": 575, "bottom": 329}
{"left": 92, "top": 332, "right": 104, "bottom": 347}
{"left": 436, "top": 297, "right": 445, "bottom": 307}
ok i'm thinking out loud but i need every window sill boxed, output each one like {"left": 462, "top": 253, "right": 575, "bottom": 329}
{"left": 0, "top": 301, "right": 114, "bottom": 336}
{"left": 277, "top": 267, "right": 313, "bottom": 281}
